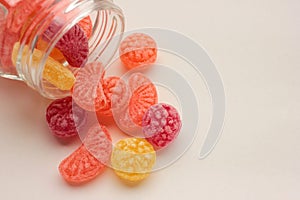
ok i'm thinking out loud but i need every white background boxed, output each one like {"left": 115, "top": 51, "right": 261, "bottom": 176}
{"left": 0, "top": 0, "right": 300, "bottom": 199}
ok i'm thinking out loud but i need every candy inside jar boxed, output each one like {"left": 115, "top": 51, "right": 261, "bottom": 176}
{"left": 0, "top": 0, "right": 124, "bottom": 99}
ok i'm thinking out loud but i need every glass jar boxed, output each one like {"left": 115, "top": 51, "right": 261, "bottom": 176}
{"left": 0, "top": 0, "right": 124, "bottom": 98}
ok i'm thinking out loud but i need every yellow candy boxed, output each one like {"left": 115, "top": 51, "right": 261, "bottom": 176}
{"left": 111, "top": 138, "right": 156, "bottom": 183}
{"left": 12, "top": 42, "right": 75, "bottom": 91}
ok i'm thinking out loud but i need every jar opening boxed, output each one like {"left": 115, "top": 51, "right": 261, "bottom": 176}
{"left": 2, "top": 0, "right": 124, "bottom": 99}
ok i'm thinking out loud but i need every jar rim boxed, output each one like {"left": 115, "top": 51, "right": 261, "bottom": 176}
{"left": 16, "top": 0, "right": 124, "bottom": 99}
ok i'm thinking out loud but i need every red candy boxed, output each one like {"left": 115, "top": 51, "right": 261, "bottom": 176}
{"left": 59, "top": 124, "right": 112, "bottom": 184}
{"left": 129, "top": 83, "right": 158, "bottom": 126}
{"left": 56, "top": 24, "right": 89, "bottom": 68}
{"left": 72, "top": 62, "right": 106, "bottom": 112}
{"left": 78, "top": 16, "right": 93, "bottom": 39}
{"left": 119, "top": 33, "right": 157, "bottom": 69}
{"left": 46, "top": 97, "right": 86, "bottom": 138}
{"left": 142, "top": 103, "right": 182, "bottom": 150}
{"left": 44, "top": 22, "right": 89, "bottom": 68}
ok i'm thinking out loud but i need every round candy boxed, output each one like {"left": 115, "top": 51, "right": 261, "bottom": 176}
{"left": 44, "top": 22, "right": 89, "bottom": 68}
{"left": 142, "top": 103, "right": 182, "bottom": 150}
{"left": 72, "top": 62, "right": 106, "bottom": 111}
{"left": 111, "top": 138, "right": 156, "bottom": 183}
{"left": 46, "top": 97, "right": 86, "bottom": 138}
{"left": 56, "top": 24, "right": 89, "bottom": 68}
{"left": 119, "top": 33, "right": 157, "bottom": 69}
{"left": 78, "top": 16, "right": 93, "bottom": 39}
{"left": 59, "top": 124, "right": 112, "bottom": 184}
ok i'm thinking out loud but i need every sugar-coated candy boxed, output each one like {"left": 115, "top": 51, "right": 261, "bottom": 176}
{"left": 72, "top": 62, "right": 106, "bottom": 111}
{"left": 128, "top": 72, "right": 151, "bottom": 91}
{"left": 111, "top": 78, "right": 130, "bottom": 113}
{"left": 129, "top": 83, "right": 158, "bottom": 126}
{"left": 142, "top": 103, "right": 182, "bottom": 150}
{"left": 120, "top": 33, "right": 157, "bottom": 69}
{"left": 44, "top": 22, "right": 89, "bottom": 68}
{"left": 83, "top": 124, "right": 112, "bottom": 165}
{"left": 112, "top": 73, "right": 157, "bottom": 131}
{"left": 78, "top": 16, "right": 93, "bottom": 39}
{"left": 12, "top": 42, "right": 75, "bottom": 90}
{"left": 56, "top": 24, "right": 89, "bottom": 68}
{"left": 111, "top": 138, "right": 156, "bottom": 183}
{"left": 46, "top": 97, "right": 86, "bottom": 138}
{"left": 59, "top": 145, "right": 105, "bottom": 185}
{"left": 59, "top": 124, "right": 112, "bottom": 185}
{"left": 96, "top": 76, "right": 121, "bottom": 116}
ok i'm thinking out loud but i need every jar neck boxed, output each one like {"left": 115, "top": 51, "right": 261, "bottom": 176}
{"left": 14, "top": 0, "right": 124, "bottom": 99}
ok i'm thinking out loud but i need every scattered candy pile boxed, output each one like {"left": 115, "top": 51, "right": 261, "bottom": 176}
{"left": 0, "top": 0, "right": 183, "bottom": 185}
{"left": 45, "top": 32, "right": 182, "bottom": 185}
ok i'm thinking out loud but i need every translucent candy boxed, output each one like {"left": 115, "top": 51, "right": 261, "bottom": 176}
{"left": 96, "top": 76, "right": 121, "bottom": 116}
{"left": 129, "top": 83, "right": 158, "bottom": 126}
{"left": 6, "top": 0, "right": 45, "bottom": 33}
{"left": 120, "top": 33, "right": 157, "bottom": 69}
{"left": 111, "top": 138, "right": 156, "bottom": 183}
{"left": 128, "top": 72, "right": 151, "bottom": 91}
{"left": 37, "top": 39, "right": 65, "bottom": 61}
{"left": 12, "top": 42, "right": 75, "bottom": 91}
{"left": 72, "top": 62, "right": 106, "bottom": 111}
{"left": 83, "top": 124, "right": 112, "bottom": 165}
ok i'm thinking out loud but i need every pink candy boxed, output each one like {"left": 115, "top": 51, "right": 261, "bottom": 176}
{"left": 142, "top": 103, "right": 182, "bottom": 150}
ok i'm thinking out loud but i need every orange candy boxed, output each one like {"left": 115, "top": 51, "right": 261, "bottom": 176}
{"left": 59, "top": 124, "right": 112, "bottom": 184}
{"left": 59, "top": 145, "right": 106, "bottom": 185}
{"left": 97, "top": 76, "right": 126, "bottom": 116}
{"left": 120, "top": 33, "right": 157, "bottom": 69}
{"left": 37, "top": 39, "right": 65, "bottom": 61}
{"left": 78, "top": 16, "right": 93, "bottom": 39}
